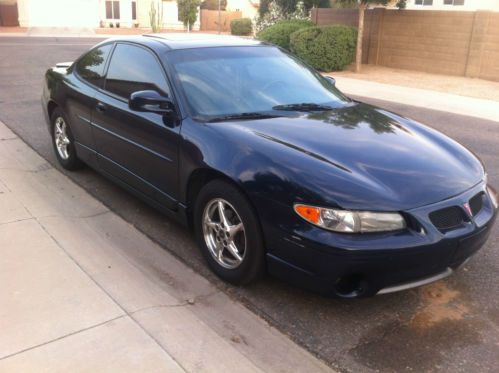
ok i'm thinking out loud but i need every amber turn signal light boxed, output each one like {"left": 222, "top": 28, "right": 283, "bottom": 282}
{"left": 294, "top": 204, "right": 321, "bottom": 224}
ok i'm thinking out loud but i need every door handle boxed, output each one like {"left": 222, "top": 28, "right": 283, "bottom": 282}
{"left": 96, "top": 102, "right": 107, "bottom": 113}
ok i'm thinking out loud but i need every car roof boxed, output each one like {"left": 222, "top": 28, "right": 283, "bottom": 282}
{"left": 101, "top": 33, "right": 266, "bottom": 51}
{"left": 145, "top": 33, "right": 266, "bottom": 50}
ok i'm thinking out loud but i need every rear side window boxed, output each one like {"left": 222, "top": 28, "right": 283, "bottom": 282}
{"left": 75, "top": 44, "right": 113, "bottom": 88}
{"left": 104, "top": 44, "right": 170, "bottom": 99}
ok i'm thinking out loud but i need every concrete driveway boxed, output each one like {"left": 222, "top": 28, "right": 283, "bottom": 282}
{"left": 0, "top": 36, "right": 498, "bottom": 372}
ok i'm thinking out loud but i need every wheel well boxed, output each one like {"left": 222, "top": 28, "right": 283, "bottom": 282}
{"left": 47, "top": 101, "right": 58, "bottom": 120}
{"left": 185, "top": 168, "right": 268, "bottom": 255}
{"left": 186, "top": 169, "right": 247, "bottom": 226}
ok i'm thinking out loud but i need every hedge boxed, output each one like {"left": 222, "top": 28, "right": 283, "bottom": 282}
{"left": 290, "top": 25, "right": 357, "bottom": 71}
{"left": 257, "top": 19, "right": 314, "bottom": 51}
{"left": 230, "top": 18, "right": 253, "bottom": 36}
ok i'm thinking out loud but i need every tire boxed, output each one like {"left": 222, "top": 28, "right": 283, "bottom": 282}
{"left": 50, "top": 107, "right": 84, "bottom": 171}
{"left": 194, "top": 179, "right": 265, "bottom": 285}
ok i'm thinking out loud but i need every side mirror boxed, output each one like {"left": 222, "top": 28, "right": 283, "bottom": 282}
{"left": 129, "top": 90, "right": 175, "bottom": 115}
{"left": 324, "top": 76, "right": 336, "bottom": 86}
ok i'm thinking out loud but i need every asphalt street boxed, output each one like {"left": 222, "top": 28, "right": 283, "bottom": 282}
{"left": 1, "top": 37, "right": 498, "bottom": 372}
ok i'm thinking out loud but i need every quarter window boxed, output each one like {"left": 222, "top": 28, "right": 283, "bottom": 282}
{"left": 105, "top": 0, "right": 121, "bottom": 19}
{"left": 105, "top": 44, "right": 170, "bottom": 99}
{"left": 75, "top": 44, "right": 113, "bottom": 88}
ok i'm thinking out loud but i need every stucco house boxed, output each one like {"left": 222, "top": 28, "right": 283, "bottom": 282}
{"left": 8, "top": 0, "right": 195, "bottom": 30}
{"left": 0, "top": 0, "right": 259, "bottom": 29}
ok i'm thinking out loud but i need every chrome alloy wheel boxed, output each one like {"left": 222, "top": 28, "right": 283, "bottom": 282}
{"left": 202, "top": 198, "right": 247, "bottom": 269}
{"left": 54, "top": 117, "right": 71, "bottom": 160}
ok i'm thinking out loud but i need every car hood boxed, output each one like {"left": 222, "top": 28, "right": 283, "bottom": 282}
{"left": 219, "top": 103, "right": 484, "bottom": 211}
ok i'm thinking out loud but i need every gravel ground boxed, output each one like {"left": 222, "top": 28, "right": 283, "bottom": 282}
{"left": 333, "top": 65, "right": 499, "bottom": 102}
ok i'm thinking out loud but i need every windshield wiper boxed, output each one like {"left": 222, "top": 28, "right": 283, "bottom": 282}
{"left": 272, "top": 103, "right": 333, "bottom": 112}
{"left": 206, "top": 112, "right": 281, "bottom": 123}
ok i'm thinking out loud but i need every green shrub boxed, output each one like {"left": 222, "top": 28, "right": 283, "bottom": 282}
{"left": 230, "top": 18, "right": 253, "bottom": 36}
{"left": 290, "top": 25, "right": 357, "bottom": 71}
{"left": 257, "top": 19, "right": 314, "bottom": 50}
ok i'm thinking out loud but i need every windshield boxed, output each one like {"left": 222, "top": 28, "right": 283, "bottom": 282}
{"left": 166, "top": 46, "right": 350, "bottom": 120}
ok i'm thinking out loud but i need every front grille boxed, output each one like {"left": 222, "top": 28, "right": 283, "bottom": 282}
{"left": 429, "top": 206, "right": 465, "bottom": 230}
{"left": 469, "top": 192, "right": 484, "bottom": 216}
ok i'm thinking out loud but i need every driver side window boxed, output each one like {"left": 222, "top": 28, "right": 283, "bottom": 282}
{"left": 104, "top": 44, "right": 170, "bottom": 99}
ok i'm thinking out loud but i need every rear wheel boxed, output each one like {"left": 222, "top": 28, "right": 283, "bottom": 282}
{"left": 194, "top": 179, "right": 265, "bottom": 285}
{"left": 51, "top": 108, "right": 84, "bottom": 171}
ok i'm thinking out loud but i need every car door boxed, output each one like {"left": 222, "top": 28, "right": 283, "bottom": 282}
{"left": 92, "top": 42, "right": 180, "bottom": 210}
{"left": 66, "top": 42, "right": 113, "bottom": 167}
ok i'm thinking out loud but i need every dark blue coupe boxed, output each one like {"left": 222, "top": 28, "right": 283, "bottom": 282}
{"left": 42, "top": 34, "right": 497, "bottom": 298}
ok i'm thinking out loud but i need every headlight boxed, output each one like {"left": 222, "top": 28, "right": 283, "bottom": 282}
{"left": 294, "top": 204, "right": 406, "bottom": 233}
{"left": 488, "top": 185, "right": 498, "bottom": 209}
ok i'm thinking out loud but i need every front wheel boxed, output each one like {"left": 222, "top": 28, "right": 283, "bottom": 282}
{"left": 194, "top": 180, "right": 265, "bottom": 285}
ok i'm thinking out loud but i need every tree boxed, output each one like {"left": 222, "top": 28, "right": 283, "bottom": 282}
{"left": 177, "top": 0, "right": 201, "bottom": 31}
{"left": 255, "top": 1, "right": 310, "bottom": 33}
{"left": 339, "top": 0, "right": 405, "bottom": 72}
{"left": 302, "top": 0, "right": 331, "bottom": 10}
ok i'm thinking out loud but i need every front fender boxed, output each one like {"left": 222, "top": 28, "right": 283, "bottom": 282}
{"left": 178, "top": 118, "right": 337, "bottom": 209}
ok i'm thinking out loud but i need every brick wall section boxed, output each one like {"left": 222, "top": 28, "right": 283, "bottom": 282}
{"left": 377, "top": 10, "right": 475, "bottom": 76}
{"left": 466, "top": 12, "right": 499, "bottom": 81}
{"left": 311, "top": 8, "right": 499, "bottom": 81}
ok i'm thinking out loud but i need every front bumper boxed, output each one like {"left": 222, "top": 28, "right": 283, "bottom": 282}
{"left": 261, "top": 182, "right": 497, "bottom": 298}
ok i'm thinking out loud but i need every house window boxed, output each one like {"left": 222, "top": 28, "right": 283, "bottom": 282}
{"left": 105, "top": 1, "right": 120, "bottom": 19}
{"left": 132, "top": 1, "right": 137, "bottom": 20}
{"left": 414, "top": 0, "right": 433, "bottom": 5}
{"left": 444, "top": 0, "right": 464, "bottom": 5}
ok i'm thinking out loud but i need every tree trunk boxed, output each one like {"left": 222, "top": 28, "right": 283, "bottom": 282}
{"left": 355, "top": 3, "right": 366, "bottom": 73}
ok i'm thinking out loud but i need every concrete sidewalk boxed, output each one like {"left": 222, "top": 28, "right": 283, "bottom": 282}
{"left": 334, "top": 76, "right": 499, "bottom": 123}
{"left": 0, "top": 120, "right": 332, "bottom": 373}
